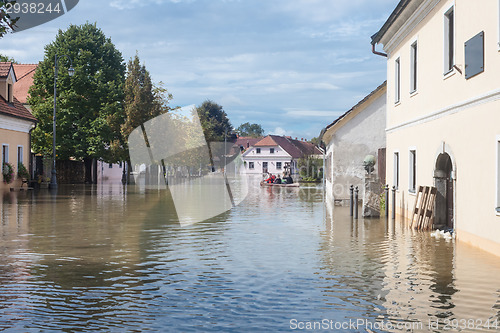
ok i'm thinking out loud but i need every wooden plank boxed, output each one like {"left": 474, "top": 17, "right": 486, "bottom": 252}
{"left": 422, "top": 187, "right": 437, "bottom": 230}
{"left": 417, "top": 187, "right": 431, "bottom": 230}
{"left": 410, "top": 186, "right": 423, "bottom": 228}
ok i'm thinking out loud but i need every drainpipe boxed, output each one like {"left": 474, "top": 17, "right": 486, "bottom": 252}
{"left": 372, "top": 44, "right": 387, "bottom": 58}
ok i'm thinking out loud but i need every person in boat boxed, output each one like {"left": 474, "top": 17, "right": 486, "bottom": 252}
{"left": 274, "top": 175, "right": 282, "bottom": 184}
{"left": 265, "top": 174, "right": 274, "bottom": 183}
{"left": 284, "top": 173, "right": 293, "bottom": 184}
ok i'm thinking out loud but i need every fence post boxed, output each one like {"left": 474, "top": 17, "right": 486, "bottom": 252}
{"left": 392, "top": 186, "right": 396, "bottom": 220}
{"left": 354, "top": 186, "right": 359, "bottom": 219}
{"left": 350, "top": 185, "right": 354, "bottom": 217}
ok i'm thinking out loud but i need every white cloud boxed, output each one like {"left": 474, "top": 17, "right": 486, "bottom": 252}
{"left": 272, "top": 127, "right": 288, "bottom": 136}
{"left": 284, "top": 109, "right": 342, "bottom": 118}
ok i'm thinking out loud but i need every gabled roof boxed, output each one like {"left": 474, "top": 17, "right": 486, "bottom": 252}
{"left": 252, "top": 135, "right": 322, "bottom": 158}
{"left": 371, "top": 0, "right": 413, "bottom": 45}
{"left": 0, "top": 95, "right": 37, "bottom": 122}
{"left": 235, "top": 136, "right": 262, "bottom": 148}
{"left": 254, "top": 136, "right": 279, "bottom": 147}
{"left": 13, "top": 64, "right": 38, "bottom": 104}
{"left": 319, "top": 81, "right": 386, "bottom": 143}
{"left": 0, "top": 62, "right": 16, "bottom": 81}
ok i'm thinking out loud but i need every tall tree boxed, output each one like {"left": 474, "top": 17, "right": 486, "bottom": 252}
{"left": 119, "top": 53, "right": 173, "bottom": 183}
{"left": 0, "top": 1, "right": 18, "bottom": 38}
{"left": 196, "top": 100, "right": 232, "bottom": 143}
{"left": 28, "top": 23, "right": 126, "bottom": 183}
{"left": 236, "top": 122, "right": 265, "bottom": 137}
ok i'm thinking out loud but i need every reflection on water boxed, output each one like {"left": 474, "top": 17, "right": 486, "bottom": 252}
{"left": 0, "top": 184, "right": 499, "bottom": 332}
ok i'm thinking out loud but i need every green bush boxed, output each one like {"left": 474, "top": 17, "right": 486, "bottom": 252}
{"left": 18, "top": 163, "right": 30, "bottom": 180}
{"left": 2, "top": 162, "right": 14, "bottom": 184}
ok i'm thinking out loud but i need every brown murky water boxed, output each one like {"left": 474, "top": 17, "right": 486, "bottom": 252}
{"left": 0, "top": 184, "right": 499, "bottom": 332}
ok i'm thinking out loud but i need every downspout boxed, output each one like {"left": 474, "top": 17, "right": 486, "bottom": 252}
{"left": 372, "top": 44, "right": 387, "bottom": 57}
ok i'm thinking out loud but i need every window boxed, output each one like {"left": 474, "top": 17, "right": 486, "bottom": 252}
{"left": 444, "top": 6, "right": 454, "bottom": 73}
{"left": 109, "top": 163, "right": 113, "bottom": 168}
{"left": 7, "top": 84, "right": 12, "bottom": 103}
{"left": 276, "top": 162, "right": 282, "bottom": 169}
{"left": 119, "top": 161, "right": 122, "bottom": 168}
{"left": 270, "top": 148, "right": 274, "bottom": 154}
{"left": 2, "top": 145, "right": 8, "bottom": 164}
{"left": 256, "top": 148, "right": 261, "bottom": 154}
{"left": 263, "top": 162, "right": 268, "bottom": 169}
{"left": 395, "top": 57, "right": 401, "bottom": 103}
{"left": 17, "top": 146, "right": 23, "bottom": 164}
{"left": 394, "top": 152, "right": 399, "bottom": 189}
{"left": 410, "top": 41, "right": 417, "bottom": 92}
{"left": 409, "top": 149, "right": 417, "bottom": 192}
{"left": 249, "top": 162, "right": 254, "bottom": 169}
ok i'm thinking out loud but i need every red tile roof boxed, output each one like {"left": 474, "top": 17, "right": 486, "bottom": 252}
{"left": 0, "top": 62, "right": 16, "bottom": 80}
{"left": 0, "top": 62, "right": 13, "bottom": 78}
{"left": 13, "top": 64, "right": 38, "bottom": 104}
{"left": 254, "top": 135, "right": 322, "bottom": 158}
{"left": 0, "top": 95, "right": 37, "bottom": 122}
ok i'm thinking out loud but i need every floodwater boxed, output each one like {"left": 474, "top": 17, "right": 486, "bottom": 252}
{"left": 0, "top": 183, "right": 499, "bottom": 332}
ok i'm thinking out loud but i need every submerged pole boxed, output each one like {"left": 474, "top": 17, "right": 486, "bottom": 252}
{"left": 354, "top": 186, "right": 359, "bottom": 219}
{"left": 385, "top": 184, "right": 389, "bottom": 217}
{"left": 350, "top": 185, "right": 354, "bottom": 216}
{"left": 392, "top": 186, "right": 396, "bottom": 220}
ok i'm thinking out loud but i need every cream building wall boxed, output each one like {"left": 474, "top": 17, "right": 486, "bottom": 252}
{"left": 0, "top": 117, "right": 33, "bottom": 189}
{"left": 379, "top": 0, "right": 500, "bottom": 256}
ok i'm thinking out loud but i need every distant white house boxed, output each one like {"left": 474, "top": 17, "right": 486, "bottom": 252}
{"left": 241, "top": 135, "right": 322, "bottom": 176}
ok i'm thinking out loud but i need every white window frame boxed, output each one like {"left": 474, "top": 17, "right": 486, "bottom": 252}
{"left": 2, "top": 144, "right": 9, "bottom": 164}
{"left": 393, "top": 151, "right": 400, "bottom": 190}
{"left": 410, "top": 39, "right": 418, "bottom": 94}
{"left": 17, "top": 145, "right": 23, "bottom": 165}
{"left": 496, "top": 136, "right": 500, "bottom": 214}
{"left": 409, "top": 148, "right": 417, "bottom": 193}
{"left": 270, "top": 148, "right": 274, "bottom": 154}
{"left": 276, "top": 162, "right": 282, "bottom": 170}
{"left": 249, "top": 162, "right": 254, "bottom": 169}
{"left": 395, "top": 57, "right": 401, "bottom": 104}
{"left": 444, "top": 4, "right": 455, "bottom": 75}
{"left": 256, "top": 148, "right": 261, "bottom": 154}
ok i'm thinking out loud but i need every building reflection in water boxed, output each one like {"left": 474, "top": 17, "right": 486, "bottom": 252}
{"left": 322, "top": 196, "right": 500, "bottom": 330}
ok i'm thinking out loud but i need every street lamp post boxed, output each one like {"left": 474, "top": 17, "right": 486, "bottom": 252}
{"left": 50, "top": 54, "right": 74, "bottom": 189}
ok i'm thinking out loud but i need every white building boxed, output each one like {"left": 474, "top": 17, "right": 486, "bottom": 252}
{"left": 321, "top": 82, "right": 387, "bottom": 204}
{"left": 241, "top": 135, "right": 322, "bottom": 176}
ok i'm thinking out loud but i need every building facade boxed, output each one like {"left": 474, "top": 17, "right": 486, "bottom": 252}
{"left": 241, "top": 135, "right": 322, "bottom": 176}
{"left": 0, "top": 62, "right": 37, "bottom": 188}
{"left": 321, "top": 82, "right": 387, "bottom": 205}
{"left": 372, "top": 0, "right": 500, "bottom": 255}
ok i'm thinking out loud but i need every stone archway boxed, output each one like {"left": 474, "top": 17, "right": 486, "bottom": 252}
{"left": 434, "top": 153, "right": 454, "bottom": 229}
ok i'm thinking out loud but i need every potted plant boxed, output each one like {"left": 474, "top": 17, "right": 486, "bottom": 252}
{"left": 18, "top": 163, "right": 30, "bottom": 180}
{"left": 2, "top": 162, "right": 14, "bottom": 184}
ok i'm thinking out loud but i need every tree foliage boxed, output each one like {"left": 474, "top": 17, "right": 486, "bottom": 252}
{"left": 0, "top": 1, "right": 18, "bottom": 38}
{"left": 236, "top": 122, "right": 264, "bottom": 137}
{"left": 0, "top": 53, "right": 15, "bottom": 62}
{"left": 298, "top": 155, "right": 323, "bottom": 181}
{"left": 195, "top": 100, "right": 232, "bottom": 143}
{"left": 28, "top": 23, "right": 126, "bottom": 163}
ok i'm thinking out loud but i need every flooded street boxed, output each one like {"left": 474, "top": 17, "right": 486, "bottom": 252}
{"left": 1, "top": 184, "right": 499, "bottom": 332}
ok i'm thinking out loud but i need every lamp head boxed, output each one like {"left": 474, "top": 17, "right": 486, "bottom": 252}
{"left": 68, "top": 67, "right": 75, "bottom": 77}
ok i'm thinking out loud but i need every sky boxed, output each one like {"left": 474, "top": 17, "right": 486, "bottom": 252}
{"left": 1, "top": 0, "right": 399, "bottom": 141}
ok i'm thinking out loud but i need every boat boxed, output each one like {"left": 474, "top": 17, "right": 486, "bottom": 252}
{"left": 260, "top": 181, "right": 299, "bottom": 187}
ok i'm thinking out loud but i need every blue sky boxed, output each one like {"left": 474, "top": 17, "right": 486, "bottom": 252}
{"left": 1, "top": 0, "right": 398, "bottom": 140}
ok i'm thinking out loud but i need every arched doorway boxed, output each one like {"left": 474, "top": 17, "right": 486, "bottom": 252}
{"left": 434, "top": 153, "right": 454, "bottom": 229}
